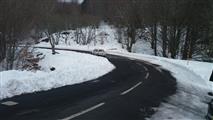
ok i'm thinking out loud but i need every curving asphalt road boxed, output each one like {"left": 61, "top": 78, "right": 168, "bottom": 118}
{"left": 0, "top": 51, "right": 177, "bottom": 120}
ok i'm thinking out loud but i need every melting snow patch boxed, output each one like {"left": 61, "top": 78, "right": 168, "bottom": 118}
{"left": 1, "top": 101, "right": 18, "bottom": 106}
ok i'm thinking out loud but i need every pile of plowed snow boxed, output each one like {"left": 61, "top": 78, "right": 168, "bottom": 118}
{"left": 0, "top": 49, "right": 115, "bottom": 100}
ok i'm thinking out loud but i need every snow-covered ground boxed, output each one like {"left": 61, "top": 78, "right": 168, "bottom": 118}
{"left": 132, "top": 40, "right": 154, "bottom": 55}
{"left": 106, "top": 50, "right": 213, "bottom": 120}
{"left": 1, "top": 23, "right": 212, "bottom": 119}
{"left": 35, "top": 25, "right": 124, "bottom": 52}
{"left": 34, "top": 24, "right": 213, "bottom": 119}
{"left": 0, "top": 49, "right": 115, "bottom": 100}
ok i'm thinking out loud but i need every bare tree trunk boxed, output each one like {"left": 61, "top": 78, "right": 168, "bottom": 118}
{"left": 182, "top": 27, "right": 190, "bottom": 60}
{"left": 150, "top": 27, "right": 154, "bottom": 49}
{"left": 117, "top": 26, "right": 123, "bottom": 44}
{"left": 45, "top": 31, "right": 56, "bottom": 55}
{"left": 6, "top": 35, "right": 17, "bottom": 70}
{"left": 151, "top": 24, "right": 157, "bottom": 56}
{"left": 50, "top": 34, "right": 56, "bottom": 55}
{"left": 188, "top": 27, "right": 197, "bottom": 59}
{"left": 169, "top": 26, "right": 182, "bottom": 59}
{"left": 169, "top": 26, "right": 177, "bottom": 58}
{"left": 162, "top": 25, "right": 168, "bottom": 57}
{"left": 154, "top": 24, "right": 158, "bottom": 56}
{"left": 0, "top": 33, "right": 6, "bottom": 62}
{"left": 126, "top": 26, "right": 136, "bottom": 52}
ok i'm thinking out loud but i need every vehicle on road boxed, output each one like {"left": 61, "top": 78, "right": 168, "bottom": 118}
{"left": 92, "top": 49, "right": 106, "bottom": 56}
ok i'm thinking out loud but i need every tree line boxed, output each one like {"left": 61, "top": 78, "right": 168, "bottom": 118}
{"left": 82, "top": 0, "right": 213, "bottom": 61}
{"left": 0, "top": 0, "right": 100, "bottom": 70}
{"left": 0, "top": 0, "right": 213, "bottom": 70}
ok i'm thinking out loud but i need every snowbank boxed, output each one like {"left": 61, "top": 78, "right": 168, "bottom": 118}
{"left": 106, "top": 50, "right": 213, "bottom": 120}
{"left": 0, "top": 49, "right": 115, "bottom": 100}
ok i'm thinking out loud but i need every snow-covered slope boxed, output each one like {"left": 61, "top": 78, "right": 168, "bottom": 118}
{"left": 0, "top": 49, "right": 115, "bottom": 100}
{"left": 132, "top": 40, "right": 154, "bottom": 55}
{"left": 36, "top": 25, "right": 124, "bottom": 51}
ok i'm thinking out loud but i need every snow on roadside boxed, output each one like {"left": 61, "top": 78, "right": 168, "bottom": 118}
{"left": 0, "top": 49, "right": 115, "bottom": 100}
{"left": 132, "top": 40, "right": 154, "bottom": 55}
{"left": 106, "top": 50, "right": 213, "bottom": 120}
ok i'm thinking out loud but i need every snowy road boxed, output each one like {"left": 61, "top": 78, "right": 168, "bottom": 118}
{"left": 0, "top": 52, "right": 177, "bottom": 120}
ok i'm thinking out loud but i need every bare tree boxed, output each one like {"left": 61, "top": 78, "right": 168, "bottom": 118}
{"left": 0, "top": 0, "right": 38, "bottom": 69}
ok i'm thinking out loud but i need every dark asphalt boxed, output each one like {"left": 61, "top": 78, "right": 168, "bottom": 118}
{"left": 0, "top": 52, "right": 177, "bottom": 120}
